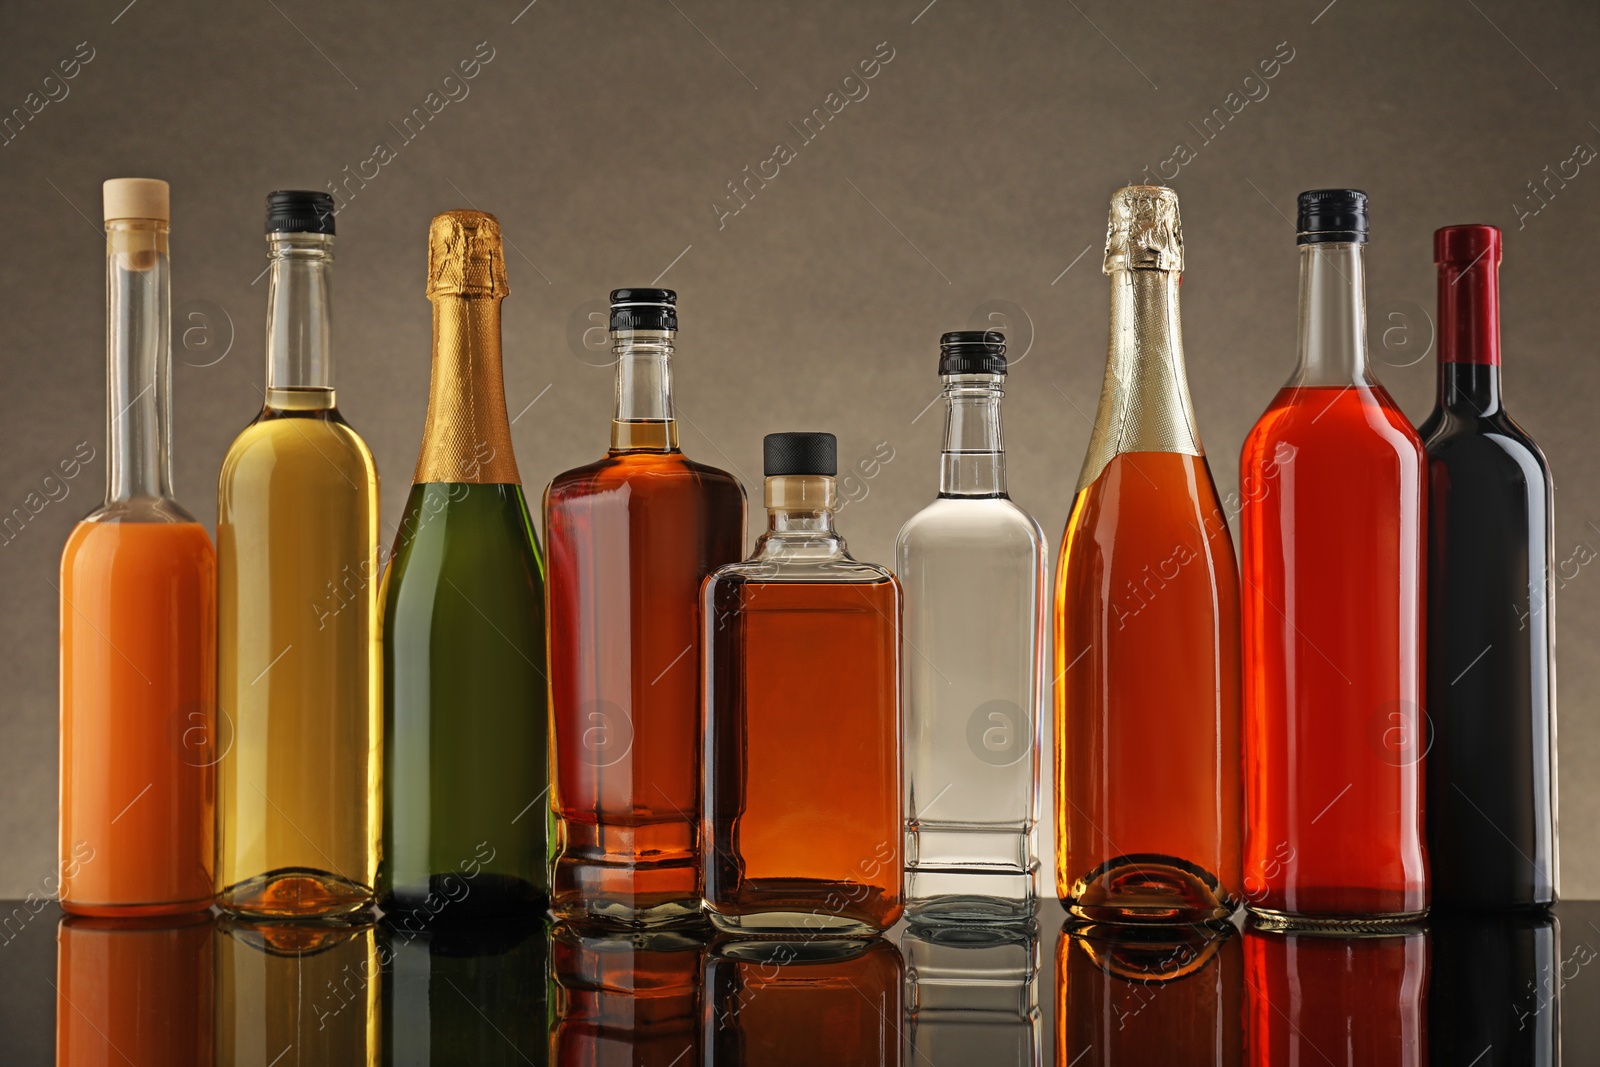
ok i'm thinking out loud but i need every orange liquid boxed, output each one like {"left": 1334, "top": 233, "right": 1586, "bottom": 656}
{"left": 1055, "top": 451, "right": 1242, "bottom": 923}
{"left": 59, "top": 520, "right": 217, "bottom": 915}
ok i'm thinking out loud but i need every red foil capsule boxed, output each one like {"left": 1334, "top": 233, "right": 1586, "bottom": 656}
{"left": 1434, "top": 224, "right": 1501, "bottom": 365}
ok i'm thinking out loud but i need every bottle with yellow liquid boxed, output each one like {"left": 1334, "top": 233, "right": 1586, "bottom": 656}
{"left": 216, "top": 191, "right": 381, "bottom": 917}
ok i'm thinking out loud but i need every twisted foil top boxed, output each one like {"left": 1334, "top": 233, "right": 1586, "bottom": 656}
{"left": 1103, "top": 185, "right": 1183, "bottom": 273}
{"left": 427, "top": 210, "right": 508, "bottom": 298}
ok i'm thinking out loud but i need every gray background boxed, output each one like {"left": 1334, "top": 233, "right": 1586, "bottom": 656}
{"left": 0, "top": 0, "right": 1596, "bottom": 902}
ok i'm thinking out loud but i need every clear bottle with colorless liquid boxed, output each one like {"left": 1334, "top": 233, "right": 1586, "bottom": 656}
{"left": 902, "top": 922, "right": 1040, "bottom": 1066}
{"left": 896, "top": 331, "right": 1044, "bottom": 924}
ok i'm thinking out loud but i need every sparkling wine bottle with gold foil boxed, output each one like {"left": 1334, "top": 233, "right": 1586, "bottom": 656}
{"left": 545, "top": 289, "right": 746, "bottom": 928}
{"left": 379, "top": 211, "right": 548, "bottom": 922}
{"left": 1055, "top": 186, "right": 1242, "bottom": 924}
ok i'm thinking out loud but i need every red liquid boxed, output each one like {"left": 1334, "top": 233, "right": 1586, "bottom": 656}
{"left": 1238, "top": 385, "right": 1427, "bottom": 919}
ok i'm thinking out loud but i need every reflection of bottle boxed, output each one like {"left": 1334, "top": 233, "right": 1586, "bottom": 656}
{"left": 1239, "top": 190, "right": 1427, "bottom": 923}
{"left": 545, "top": 288, "right": 746, "bottom": 927}
{"left": 381, "top": 914, "right": 548, "bottom": 1064}
{"left": 904, "top": 923, "right": 1040, "bottom": 1066}
{"left": 1243, "top": 920, "right": 1427, "bottom": 1066}
{"left": 705, "top": 937, "right": 903, "bottom": 1066}
{"left": 56, "top": 914, "right": 214, "bottom": 1065}
{"left": 1056, "top": 185, "right": 1241, "bottom": 924}
{"left": 381, "top": 211, "right": 548, "bottom": 922}
{"left": 1058, "top": 923, "right": 1241, "bottom": 1066}
{"left": 217, "top": 191, "right": 380, "bottom": 919}
{"left": 215, "top": 918, "right": 380, "bottom": 1066}
{"left": 897, "top": 332, "right": 1045, "bottom": 924}
{"left": 703, "top": 433, "right": 902, "bottom": 934}
{"left": 1429, "top": 912, "right": 1558, "bottom": 1066}
{"left": 60, "top": 178, "right": 216, "bottom": 916}
{"left": 550, "top": 923, "right": 703, "bottom": 1066}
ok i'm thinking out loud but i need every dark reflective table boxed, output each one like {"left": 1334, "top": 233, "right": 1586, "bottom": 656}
{"left": 4, "top": 900, "right": 1593, "bottom": 1064}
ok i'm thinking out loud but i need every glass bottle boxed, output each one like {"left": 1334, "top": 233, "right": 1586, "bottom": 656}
{"left": 703, "top": 432, "right": 902, "bottom": 934}
{"left": 59, "top": 177, "right": 217, "bottom": 916}
{"left": 545, "top": 288, "right": 746, "bottom": 928}
{"left": 216, "top": 191, "right": 380, "bottom": 919}
{"left": 1430, "top": 911, "right": 1558, "bottom": 1065}
{"left": 704, "top": 937, "right": 904, "bottom": 1066}
{"left": 380, "top": 210, "right": 548, "bottom": 922}
{"left": 896, "top": 331, "right": 1044, "bottom": 924}
{"left": 1239, "top": 190, "right": 1428, "bottom": 922}
{"left": 903, "top": 923, "right": 1040, "bottom": 1067}
{"left": 1055, "top": 185, "right": 1242, "bottom": 924}
{"left": 1243, "top": 920, "right": 1428, "bottom": 1066}
{"left": 550, "top": 924, "right": 704, "bottom": 1066}
{"left": 1418, "top": 225, "right": 1557, "bottom": 912}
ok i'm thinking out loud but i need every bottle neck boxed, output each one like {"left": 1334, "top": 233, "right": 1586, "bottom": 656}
{"left": 1293, "top": 241, "right": 1370, "bottom": 385}
{"left": 755, "top": 475, "right": 845, "bottom": 560}
{"left": 939, "top": 374, "right": 1007, "bottom": 498}
{"left": 611, "top": 328, "right": 679, "bottom": 452}
{"left": 414, "top": 293, "right": 520, "bottom": 485}
{"left": 105, "top": 218, "right": 174, "bottom": 505}
{"left": 264, "top": 232, "right": 335, "bottom": 411}
{"left": 1437, "top": 361, "right": 1503, "bottom": 416}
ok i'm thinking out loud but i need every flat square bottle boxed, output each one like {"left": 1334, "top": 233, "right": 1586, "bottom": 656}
{"left": 702, "top": 432, "right": 903, "bottom": 935}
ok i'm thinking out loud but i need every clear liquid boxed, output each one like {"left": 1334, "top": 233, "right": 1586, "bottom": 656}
{"left": 216, "top": 399, "right": 381, "bottom": 917}
{"left": 897, "top": 496, "right": 1044, "bottom": 922}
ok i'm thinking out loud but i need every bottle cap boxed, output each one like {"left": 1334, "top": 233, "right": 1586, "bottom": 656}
{"left": 103, "top": 178, "right": 169, "bottom": 222}
{"left": 764, "top": 432, "right": 837, "bottom": 477}
{"left": 265, "top": 190, "right": 336, "bottom": 235}
{"left": 1104, "top": 185, "right": 1182, "bottom": 273}
{"left": 1296, "top": 189, "right": 1368, "bottom": 244}
{"left": 427, "top": 210, "right": 508, "bottom": 298}
{"left": 1434, "top": 223, "right": 1500, "bottom": 267}
{"left": 610, "top": 288, "right": 677, "bottom": 331}
{"left": 1435, "top": 224, "right": 1502, "bottom": 366}
{"left": 939, "top": 330, "right": 1007, "bottom": 375}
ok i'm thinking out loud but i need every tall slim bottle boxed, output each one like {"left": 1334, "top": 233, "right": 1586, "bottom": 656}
{"left": 1239, "top": 190, "right": 1428, "bottom": 922}
{"left": 59, "top": 178, "right": 216, "bottom": 916}
{"left": 1055, "top": 185, "right": 1242, "bottom": 924}
{"left": 217, "top": 191, "right": 380, "bottom": 918}
{"left": 380, "top": 210, "right": 548, "bottom": 921}
{"left": 1418, "top": 224, "right": 1557, "bottom": 911}
{"left": 545, "top": 288, "right": 746, "bottom": 927}
{"left": 703, "top": 432, "right": 903, "bottom": 934}
{"left": 897, "top": 330, "right": 1044, "bottom": 924}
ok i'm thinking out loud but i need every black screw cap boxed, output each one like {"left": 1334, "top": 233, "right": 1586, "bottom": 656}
{"left": 764, "top": 432, "right": 837, "bottom": 477}
{"left": 939, "top": 330, "right": 1007, "bottom": 375}
{"left": 265, "top": 190, "right": 336, "bottom": 235}
{"left": 610, "top": 287, "right": 677, "bottom": 331}
{"left": 1296, "top": 189, "right": 1368, "bottom": 244}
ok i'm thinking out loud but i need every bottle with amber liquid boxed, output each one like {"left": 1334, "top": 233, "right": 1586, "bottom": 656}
{"left": 703, "top": 432, "right": 902, "bottom": 934}
{"left": 1419, "top": 225, "right": 1557, "bottom": 912}
{"left": 1055, "top": 185, "right": 1241, "bottom": 924}
{"left": 550, "top": 924, "right": 703, "bottom": 1066}
{"left": 545, "top": 288, "right": 745, "bottom": 928}
{"left": 1239, "top": 190, "right": 1428, "bottom": 923}
{"left": 380, "top": 211, "right": 548, "bottom": 922}
{"left": 217, "top": 191, "right": 380, "bottom": 918}
{"left": 59, "top": 178, "right": 216, "bottom": 917}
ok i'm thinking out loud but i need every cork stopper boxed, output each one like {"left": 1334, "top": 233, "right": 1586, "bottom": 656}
{"left": 103, "top": 178, "right": 170, "bottom": 223}
{"left": 427, "top": 210, "right": 508, "bottom": 299}
{"left": 1103, "top": 185, "right": 1182, "bottom": 273}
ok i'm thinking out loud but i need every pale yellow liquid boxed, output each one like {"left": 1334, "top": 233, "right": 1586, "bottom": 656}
{"left": 217, "top": 388, "right": 380, "bottom": 917}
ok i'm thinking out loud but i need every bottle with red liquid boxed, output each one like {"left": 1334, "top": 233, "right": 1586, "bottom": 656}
{"left": 1238, "top": 189, "right": 1428, "bottom": 923}
{"left": 1418, "top": 225, "right": 1557, "bottom": 912}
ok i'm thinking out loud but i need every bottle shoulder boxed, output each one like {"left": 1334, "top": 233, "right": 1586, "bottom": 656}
{"left": 708, "top": 555, "right": 897, "bottom": 587}
{"left": 222, "top": 408, "right": 378, "bottom": 482}
{"left": 547, "top": 450, "right": 745, "bottom": 499}
{"left": 895, "top": 496, "right": 1046, "bottom": 552}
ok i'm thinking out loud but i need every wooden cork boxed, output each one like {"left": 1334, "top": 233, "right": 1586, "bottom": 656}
{"left": 102, "top": 178, "right": 169, "bottom": 222}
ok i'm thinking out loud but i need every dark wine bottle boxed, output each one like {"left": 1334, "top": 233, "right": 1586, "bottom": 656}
{"left": 1419, "top": 224, "right": 1557, "bottom": 911}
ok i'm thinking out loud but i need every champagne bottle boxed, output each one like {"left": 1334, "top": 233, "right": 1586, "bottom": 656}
{"left": 217, "top": 191, "right": 380, "bottom": 918}
{"left": 379, "top": 210, "right": 548, "bottom": 922}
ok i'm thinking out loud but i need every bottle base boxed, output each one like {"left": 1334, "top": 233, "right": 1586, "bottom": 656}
{"left": 550, "top": 895, "right": 705, "bottom": 930}
{"left": 1067, "top": 853, "right": 1236, "bottom": 925}
{"left": 59, "top": 895, "right": 216, "bottom": 919}
{"left": 219, "top": 868, "right": 374, "bottom": 919}
{"left": 1245, "top": 905, "right": 1429, "bottom": 932}
{"left": 905, "top": 886, "right": 1036, "bottom": 925}
{"left": 380, "top": 872, "right": 545, "bottom": 927}
{"left": 706, "top": 909, "right": 886, "bottom": 937}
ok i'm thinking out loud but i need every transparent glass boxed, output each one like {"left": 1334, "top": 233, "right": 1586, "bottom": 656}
{"left": 545, "top": 328, "right": 746, "bottom": 928}
{"left": 897, "top": 374, "right": 1043, "bottom": 923}
{"left": 703, "top": 476, "right": 903, "bottom": 934}
{"left": 217, "top": 232, "right": 381, "bottom": 918}
{"left": 59, "top": 216, "right": 216, "bottom": 916}
{"left": 903, "top": 923, "right": 1040, "bottom": 1066}
{"left": 550, "top": 923, "right": 704, "bottom": 1064}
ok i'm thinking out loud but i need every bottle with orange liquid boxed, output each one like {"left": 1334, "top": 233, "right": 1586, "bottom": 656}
{"left": 1055, "top": 185, "right": 1242, "bottom": 924}
{"left": 59, "top": 178, "right": 217, "bottom": 916}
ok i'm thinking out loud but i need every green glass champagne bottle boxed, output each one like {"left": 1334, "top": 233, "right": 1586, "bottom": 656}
{"left": 379, "top": 210, "right": 548, "bottom": 922}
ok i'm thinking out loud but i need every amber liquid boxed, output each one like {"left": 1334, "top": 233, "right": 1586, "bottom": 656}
{"left": 1055, "top": 451, "right": 1242, "bottom": 923}
{"left": 550, "top": 924, "right": 704, "bottom": 1066}
{"left": 1239, "top": 385, "right": 1427, "bottom": 920}
{"left": 545, "top": 436, "right": 745, "bottom": 925}
{"left": 704, "top": 577, "right": 902, "bottom": 932}
{"left": 59, "top": 520, "right": 217, "bottom": 916}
